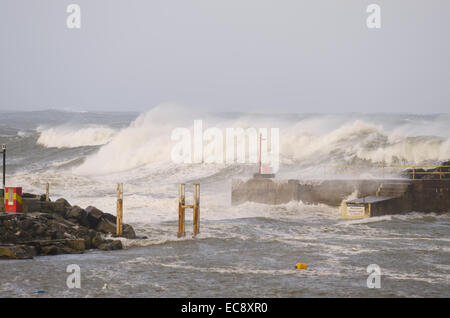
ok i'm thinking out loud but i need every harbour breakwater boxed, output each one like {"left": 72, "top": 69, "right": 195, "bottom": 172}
{"left": 0, "top": 193, "right": 138, "bottom": 259}
{"left": 233, "top": 178, "right": 450, "bottom": 209}
{"left": 232, "top": 162, "right": 450, "bottom": 218}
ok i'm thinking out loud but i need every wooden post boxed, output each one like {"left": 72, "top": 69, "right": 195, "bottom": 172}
{"left": 412, "top": 167, "right": 415, "bottom": 180}
{"left": 440, "top": 167, "right": 442, "bottom": 180}
{"left": 116, "top": 183, "right": 123, "bottom": 236}
{"left": 178, "top": 183, "right": 186, "bottom": 237}
{"left": 193, "top": 184, "right": 200, "bottom": 237}
{"left": 177, "top": 183, "right": 200, "bottom": 238}
{"left": 46, "top": 183, "right": 49, "bottom": 202}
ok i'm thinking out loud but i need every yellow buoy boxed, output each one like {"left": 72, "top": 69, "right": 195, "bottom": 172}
{"left": 296, "top": 263, "right": 307, "bottom": 270}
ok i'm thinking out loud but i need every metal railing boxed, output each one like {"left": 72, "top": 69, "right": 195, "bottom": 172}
{"left": 324, "top": 164, "right": 450, "bottom": 180}
{"left": 389, "top": 165, "right": 450, "bottom": 180}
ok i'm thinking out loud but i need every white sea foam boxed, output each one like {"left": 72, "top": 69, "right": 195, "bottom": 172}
{"left": 3, "top": 110, "right": 450, "bottom": 297}
{"left": 67, "top": 107, "right": 450, "bottom": 178}
{"left": 37, "top": 125, "right": 116, "bottom": 148}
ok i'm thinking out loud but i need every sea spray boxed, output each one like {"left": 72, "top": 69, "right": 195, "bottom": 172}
{"left": 37, "top": 125, "right": 116, "bottom": 148}
{"left": 72, "top": 109, "right": 450, "bottom": 176}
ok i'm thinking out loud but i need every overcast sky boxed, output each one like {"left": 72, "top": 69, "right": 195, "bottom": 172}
{"left": 1, "top": 0, "right": 449, "bottom": 113}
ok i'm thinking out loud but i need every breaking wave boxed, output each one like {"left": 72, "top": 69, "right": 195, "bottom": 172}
{"left": 72, "top": 106, "right": 450, "bottom": 176}
{"left": 281, "top": 120, "right": 450, "bottom": 166}
{"left": 37, "top": 125, "right": 116, "bottom": 148}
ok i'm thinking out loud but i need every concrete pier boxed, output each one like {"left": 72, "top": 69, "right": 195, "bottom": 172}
{"left": 232, "top": 178, "right": 450, "bottom": 218}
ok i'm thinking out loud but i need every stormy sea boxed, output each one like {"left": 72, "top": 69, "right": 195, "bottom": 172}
{"left": 0, "top": 106, "right": 449, "bottom": 297}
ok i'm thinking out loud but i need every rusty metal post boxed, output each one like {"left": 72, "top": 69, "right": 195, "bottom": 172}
{"left": 120, "top": 184, "right": 123, "bottom": 236}
{"left": 46, "top": 183, "right": 49, "bottom": 202}
{"left": 193, "top": 184, "right": 200, "bottom": 237}
{"left": 116, "top": 183, "right": 123, "bottom": 236}
{"left": 2, "top": 144, "right": 5, "bottom": 199}
{"left": 178, "top": 184, "right": 186, "bottom": 237}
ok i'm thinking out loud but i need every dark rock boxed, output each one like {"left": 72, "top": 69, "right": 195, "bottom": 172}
{"left": 95, "top": 217, "right": 116, "bottom": 234}
{"left": 40, "top": 245, "right": 60, "bottom": 255}
{"left": 31, "top": 239, "right": 85, "bottom": 256}
{"left": 38, "top": 194, "right": 48, "bottom": 202}
{"left": 98, "top": 240, "right": 122, "bottom": 251}
{"left": 85, "top": 206, "right": 104, "bottom": 228}
{"left": 20, "top": 218, "right": 33, "bottom": 231}
{"left": 33, "top": 224, "right": 46, "bottom": 236}
{"left": 83, "top": 236, "right": 92, "bottom": 249}
{"left": 87, "top": 229, "right": 97, "bottom": 239}
{"left": 123, "top": 224, "right": 136, "bottom": 239}
{"left": 53, "top": 198, "right": 72, "bottom": 215}
{"left": 22, "top": 193, "right": 37, "bottom": 199}
{"left": 102, "top": 213, "right": 116, "bottom": 223}
{"left": 65, "top": 206, "right": 89, "bottom": 227}
{"left": 1, "top": 194, "right": 139, "bottom": 258}
{"left": 40, "top": 213, "right": 55, "bottom": 220}
{"left": 66, "top": 239, "right": 85, "bottom": 252}
{"left": 54, "top": 230, "right": 65, "bottom": 240}
{"left": 83, "top": 229, "right": 96, "bottom": 249}
{"left": 0, "top": 245, "right": 36, "bottom": 259}
{"left": 95, "top": 212, "right": 136, "bottom": 238}
{"left": 23, "top": 193, "right": 47, "bottom": 201}
{"left": 74, "top": 226, "right": 88, "bottom": 238}
{"left": 22, "top": 198, "right": 44, "bottom": 213}
{"left": 17, "top": 230, "right": 33, "bottom": 241}
{"left": 91, "top": 232, "right": 104, "bottom": 248}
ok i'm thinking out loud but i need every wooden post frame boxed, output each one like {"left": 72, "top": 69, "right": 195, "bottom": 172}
{"left": 2, "top": 144, "right": 6, "bottom": 199}
{"left": 177, "top": 183, "right": 200, "bottom": 238}
{"left": 193, "top": 184, "right": 200, "bottom": 236}
{"left": 178, "top": 183, "right": 186, "bottom": 238}
{"left": 116, "top": 183, "right": 123, "bottom": 236}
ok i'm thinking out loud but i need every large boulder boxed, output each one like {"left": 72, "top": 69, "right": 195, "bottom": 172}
{"left": 1, "top": 193, "right": 139, "bottom": 258}
{"left": 91, "top": 232, "right": 105, "bottom": 248}
{"left": 53, "top": 198, "right": 72, "bottom": 215}
{"left": 39, "top": 245, "right": 60, "bottom": 255}
{"left": 102, "top": 212, "right": 116, "bottom": 223}
{"left": 31, "top": 239, "right": 85, "bottom": 256}
{"left": 65, "top": 206, "right": 89, "bottom": 227}
{"left": 85, "top": 206, "right": 104, "bottom": 228}
{"left": 94, "top": 214, "right": 136, "bottom": 238}
{"left": 98, "top": 240, "right": 122, "bottom": 251}
{"left": 123, "top": 224, "right": 136, "bottom": 239}
{"left": 95, "top": 217, "right": 116, "bottom": 234}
